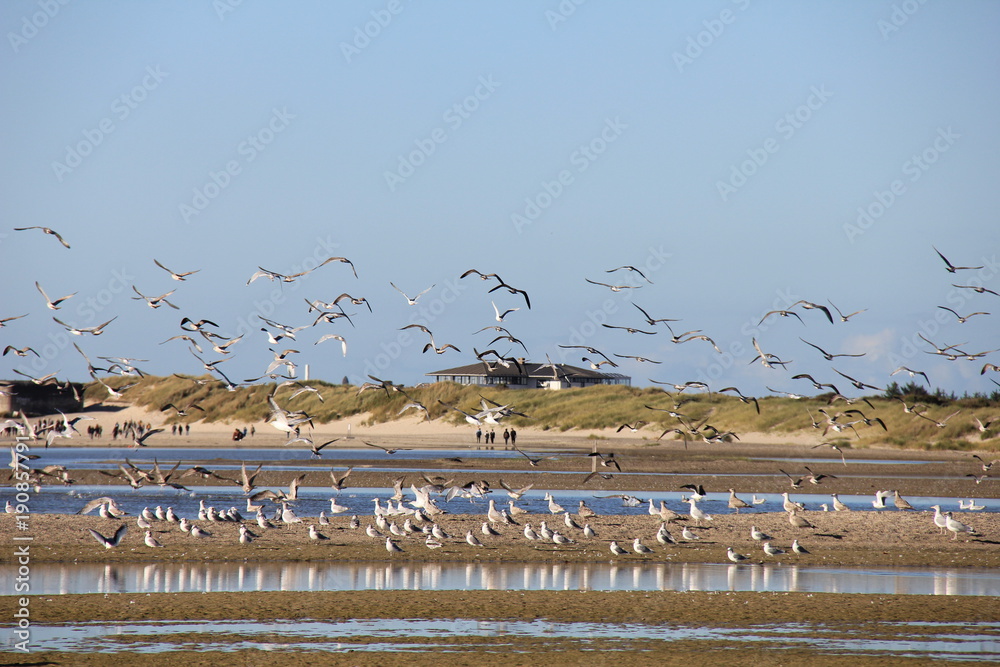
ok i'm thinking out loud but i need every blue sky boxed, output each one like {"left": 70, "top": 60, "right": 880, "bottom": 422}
{"left": 2, "top": 1, "right": 998, "bottom": 399}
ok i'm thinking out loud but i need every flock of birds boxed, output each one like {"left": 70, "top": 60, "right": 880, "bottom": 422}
{"left": 60, "top": 471, "right": 982, "bottom": 560}
{"left": 1, "top": 227, "right": 995, "bottom": 563}
{"left": 2, "top": 228, "right": 998, "bottom": 443}
{"left": 3, "top": 230, "right": 998, "bottom": 467}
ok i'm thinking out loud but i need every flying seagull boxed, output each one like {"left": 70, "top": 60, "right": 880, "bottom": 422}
{"left": 790, "top": 300, "right": 834, "bottom": 324}
{"left": 933, "top": 246, "right": 983, "bottom": 273}
{"left": 799, "top": 338, "right": 864, "bottom": 360}
{"left": 585, "top": 278, "right": 640, "bottom": 292}
{"left": 952, "top": 284, "right": 999, "bottom": 296}
{"left": 606, "top": 265, "right": 653, "bottom": 284}
{"left": 390, "top": 282, "right": 434, "bottom": 305}
{"left": 602, "top": 324, "right": 656, "bottom": 335}
{"left": 0, "top": 314, "right": 28, "bottom": 328}
{"left": 313, "top": 255, "right": 358, "bottom": 279}
{"left": 154, "top": 258, "right": 200, "bottom": 281}
{"left": 364, "top": 441, "right": 412, "bottom": 455}
{"left": 35, "top": 281, "right": 76, "bottom": 310}
{"left": 13, "top": 226, "right": 70, "bottom": 248}
{"left": 749, "top": 338, "right": 792, "bottom": 369}
{"left": 890, "top": 366, "right": 930, "bottom": 386}
{"left": 487, "top": 281, "right": 531, "bottom": 309}
{"left": 613, "top": 353, "right": 661, "bottom": 364}
{"left": 631, "top": 302, "right": 679, "bottom": 326}
{"left": 828, "top": 299, "right": 866, "bottom": 322}
{"left": 2, "top": 345, "right": 39, "bottom": 358}
{"left": 759, "top": 309, "right": 804, "bottom": 326}
{"left": 87, "top": 525, "right": 127, "bottom": 549}
{"left": 832, "top": 368, "right": 883, "bottom": 392}
{"left": 717, "top": 386, "right": 760, "bottom": 414}
{"left": 491, "top": 300, "right": 519, "bottom": 322}
{"left": 460, "top": 268, "right": 503, "bottom": 282}
{"left": 131, "top": 286, "right": 179, "bottom": 310}
{"left": 811, "top": 441, "right": 847, "bottom": 466}
{"left": 937, "top": 306, "right": 989, "bottom": 324}
{"left": 53, "top": 316, "right": 117, "bottom": 336}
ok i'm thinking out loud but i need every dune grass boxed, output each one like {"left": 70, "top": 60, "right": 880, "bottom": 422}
{"left": 81, "top": 375, "right": 1000, "bottom": 452}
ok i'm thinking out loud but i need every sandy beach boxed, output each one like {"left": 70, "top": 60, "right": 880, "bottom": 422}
{"left": 3, "top": 408, "right": 999, "bottom": 664}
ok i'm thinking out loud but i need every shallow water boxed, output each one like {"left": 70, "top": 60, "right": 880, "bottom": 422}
{"left": 11, "top": 618, "right": 1000, "bottom": 660}
{"left": 31, "top": 445, "right": 570, "bottom": 468}
{"left": 11, "top": 561, "right": 1000, "bottom": 596}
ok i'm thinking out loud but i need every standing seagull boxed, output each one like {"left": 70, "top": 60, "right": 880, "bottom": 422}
{"left": 930, "top": 505, "right": 950, "bottom": 534}
{"left": 762, "top": 542, "right": 786, "bottom": 556}
{"left": 727, "top": 547, "right": 749, "bottom": 563}
{"left": 728, "top": 489, "right": 751, "bottom": 513}
{"left": 893, "top": 490, "right": 916, "bottom": 511}
{"left": 632, "top": 538, "right": 653, "bottom": 555}
{"left": 831, "top": 494, "right": 850, "bottom": 512}
{"left": 687, "top": 499, "right": 712, "bottom": 524}
{"left": 944, "top": 512, "right": 977, "bottom": 540}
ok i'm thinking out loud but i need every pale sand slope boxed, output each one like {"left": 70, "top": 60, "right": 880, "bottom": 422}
{"left": 34, "top": 403, "right": 862, "bottom": 450}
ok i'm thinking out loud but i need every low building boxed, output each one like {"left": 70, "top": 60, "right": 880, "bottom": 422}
{"left": 0, "top": 380, "right": 83, "bottom": 416}
{"left": 426, "top": 361, "right": 630, "bottom": 390}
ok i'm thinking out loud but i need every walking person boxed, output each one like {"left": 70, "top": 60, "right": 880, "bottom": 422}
{"left": 476, "top": 428, "right": 482, "bottom": 444}
{"left": 510, "top": 428, "right": 517, "bottom": 447}
{"left": 503, "top": 428, "right": 510, "bottom": 448}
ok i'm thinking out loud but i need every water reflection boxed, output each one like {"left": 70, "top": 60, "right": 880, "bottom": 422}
{"left": 14, "top": 561, "right": 1000, "bottom": 596}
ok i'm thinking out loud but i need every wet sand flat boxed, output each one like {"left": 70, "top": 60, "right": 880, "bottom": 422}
{"left": 3, "top": 511, "right": 999, "bottom": 568}
{"left": 0, "top": 591, "right": 997, "bottom": 666}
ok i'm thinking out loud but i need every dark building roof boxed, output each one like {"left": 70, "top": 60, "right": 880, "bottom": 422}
{"left": 426, "top": 361, "right": 628, "bottom": 382}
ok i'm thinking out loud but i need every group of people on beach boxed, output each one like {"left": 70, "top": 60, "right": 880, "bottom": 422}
{"left": 2, "top": 417, "right": 67, "bottom": 438}
{"left": 475, "top": 427, "right": 516, "bottom": 447}
{"left": 111, "top": 420, "right": 153, "bottom": 440}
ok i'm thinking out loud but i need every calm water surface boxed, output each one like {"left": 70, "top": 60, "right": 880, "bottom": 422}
{"left": 11, "top": 561, "right": 1000, "bottom": 596}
